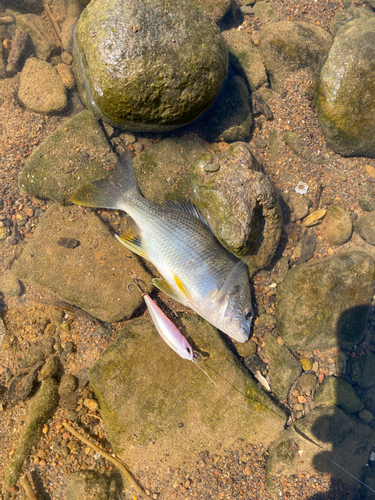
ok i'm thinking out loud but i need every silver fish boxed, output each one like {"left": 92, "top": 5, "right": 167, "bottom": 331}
{"left": 71, "top": 151, "right": 253, "bottom": 342}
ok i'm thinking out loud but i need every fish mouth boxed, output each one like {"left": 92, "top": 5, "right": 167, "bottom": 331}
{"left": 226, "top": 324, "right": 251, "bottom": 343}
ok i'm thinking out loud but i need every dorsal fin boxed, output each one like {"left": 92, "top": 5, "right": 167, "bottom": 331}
{"left": 164, "top": 200, "right": 211, "bottom": 228}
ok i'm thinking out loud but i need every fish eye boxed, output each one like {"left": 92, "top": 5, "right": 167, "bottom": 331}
{"left": 244, "top": 307, "right": 253, "bottom": 321}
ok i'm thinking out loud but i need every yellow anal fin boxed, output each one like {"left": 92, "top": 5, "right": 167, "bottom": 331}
{"left": 115, "top": 223, "right": 147, "bottom": 258}
{"left": 171, "top": 270, "right": 193, "bottom": 302}
{"left": 152, "top": 278, "right": 185, "bottom": 304}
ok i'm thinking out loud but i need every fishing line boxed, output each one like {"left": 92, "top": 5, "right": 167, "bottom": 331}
{"left": 191, "top": 353, "right": 375, "bottom": 495}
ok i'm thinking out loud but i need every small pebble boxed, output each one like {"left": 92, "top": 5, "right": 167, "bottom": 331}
{"left": 83, "top": 398, "right": 100, "bottom": 411}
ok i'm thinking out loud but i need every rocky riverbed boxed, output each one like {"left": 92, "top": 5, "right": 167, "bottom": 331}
{"left": 1, "top": 0, "right": 375, "bottom": 499}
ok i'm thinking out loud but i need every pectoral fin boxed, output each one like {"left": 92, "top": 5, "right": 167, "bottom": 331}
{"left": 152, "top": 278, "right": 185, "bottom": 304}
{"left": 115, "top": 222, "right": 147, "bottom": 258}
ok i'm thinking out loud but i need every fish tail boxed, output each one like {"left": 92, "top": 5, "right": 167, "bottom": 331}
{"left": 71, "top": 150, "right": 140, "bottom": 209}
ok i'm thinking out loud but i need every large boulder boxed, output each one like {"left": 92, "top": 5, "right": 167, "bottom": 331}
{"left": 11, "top": 204, "right": 151, "bottom": 323}
{"left": 315, "top": 17, "right": 375, "bottom": 157}
{"left": 191, "top": 142, "right": 282, "bottom": 273}
{"left": 73, "top": 0, "right": 228, "bottom": 132}
{"left": 89, "top": 314, "right": 285, "bottom": 475}
{"left": 276, "top": 251, "right": 375, "bottom": 351}
{"left": 258, "top": 21, "right": 332, "bottom": 91}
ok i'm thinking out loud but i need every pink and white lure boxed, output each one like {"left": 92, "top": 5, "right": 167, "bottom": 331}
{"left": 143, "top": 294, "right": 194, "bottom": 361}
{"left": 127, "top": 279, "right": 194, "bottom": 361}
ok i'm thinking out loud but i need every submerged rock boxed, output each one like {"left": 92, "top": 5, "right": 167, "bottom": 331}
{"left": 73, "top": 0, "right": 228, "bottom": 132}
{"left": 258, "top": 21, "right": 332, "bottom": 91}
{"left": 276, "top": 251, "right": 375, "bottom": 350}
{"left": 12, "top": 204, "right": 151, "bottom": 323}
{"left": 320, "top": 205, "right": 353, "bottom": 246}
{"left": 18, "top": 58, "right": 67, "bottom": 114}
{"left": 354, "top": 212, "right": 375, "bottom": 245}
{"left": 329, "top": 6, "right": 374, "bottom": 38}
{"left": 15, "top": 13, "right": 59, "bottom": 60}
{"left": 315, "top": 17, "right": 375, "bottom": 157}
{"left": 198, "top": 75, "right": 253, "bottom": 142}
{"left": 65, "top": 470, "right": 116, "bottom": 500}
{"left": 19, "top": 110, "right": 118, "bottom": 203}
{"left": 266, "top": 406, "right": 375, "bottom": 491}
{"left": 191, "top": 142, "right": 282, "bottom": 273}
{"left": 89, "top": 314, "right": 285, "bottom": 474}
{"left": 315, "top": 376, "right": 364, "bottom": 414}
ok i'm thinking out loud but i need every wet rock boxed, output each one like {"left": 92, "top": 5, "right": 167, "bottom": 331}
{"left": 58, "top": 373, "right": 78, "bottom": 395}
{"left": 359, "top": 408, "right": 374, "bottom": 424}
{"left": 315, "top": 18, "right": 375, "bottom": 157}
{"left": 329, "top": 6, "right": 375, "bottom": 38}
{"left": 283, "top": 132, "right": 327, "bottom": 164}
{"left": 253, "top": 1, "right": 279, "bottom": 23}
{"left": 19, "top": 110, "right": 118, "bottom": 203}
{"left": 61, "top": 16, "right": 78, "bottom": 53}
{"left": 315, "top": 376, "right": 363, "bottom": 414}
{"left": 38, "top": 355, "right": 62, "bottom": 380}
{"left": 59, "top": 392, "right": 79, "bottom": 410}
{"left": 83, "top": 398, "right": 99, "bottom": 411}
{"left": 361, "top": 467, "right": 375, "bottom": 500}
{"left": 89, "top": 314, "right": 285, "bottom": 474}
{"left": 294, "top": 229, "right": 316, "bottom": 265}
{"left": 65, "top": 470, "right": 116, "bottom": 500}
{"left": 320, "top": 205, "right": 353, "bottom": 246}
{"left": 199, "top": 75, "right": 253, "bottom": 142}
{"left": 359, "top": 184, "right": 375, "bottom": 212}
{"left": 15, "top": 13, "right": 59, "bottom": 60}
{"left": 244, "top": 353, "right": 268, "bottom": 375}
{"left": 252, "top": 92, "right": 274, "bottom": 120}
{"left": 358, "top": 353, "right": 375, "bottom": 389}
{"left": 133, "top": 137, "right": 207, "bottom": 204}
{"left": 19, "top": 345, "right": 45, "bottom": 369}
{"left": 263, "top": 331, "right": 302, "bottom": 401}
{"left": 6, "top": 29, "right": 30, "bottom": 75}
{"left": 258, "top": 21, "right": 332, "bottom": 91}
{"left": 300, "top": 357, "right": 313, "bottom": 372}
{"left": 276, "top": 251, "right": 375, "bottom": 350}
{"left": 266, "top": 406, "right": 375, "bottom": 491}
{"left": 191, "top": 142, "right": 282, "bottom": 273}
{"left": 298, "top": 373, "right": 317, "bottom": 394}
{"left": 354, "top": 212, "right": 375, "bottom": 245}
{"left": 192, "top": 0, "right": 233, "bottom": 24}
{"left": 12, "top": 204, "right": 151, "bottom": 323}
{"left": 235, "top": 339, "right": 257, "bottom": 359}
{"left": 73, "top": 0, "right": 227, "bottom": 132}
{"left": 223, "top": 29, "right": 268, "bottom": 91}
{"left": 0, "top": 269, "right": 21, "bottom": 297}
{"left": 55, "top": 62, "right": 75, "bottom": 90}
{"left": 8, "top": 369, "right": 38, "bottom": 406}
{"left": 4, "top": 378, "right": 59, "bottom": 488}
{"left": 18, "top": 58, "right": 67, "bottom": 114}
{"left": 287, "top": 192, "right": 310, "bottom": 221}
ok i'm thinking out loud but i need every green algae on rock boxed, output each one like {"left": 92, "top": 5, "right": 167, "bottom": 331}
{"left": 4, "top": 378, "right": 59, "bottom": 488}
{"left": 89, "top": 314, "right": 285, "bottom": 474}
{"left": 315, "top": 376, "right": 364, "bottom": 414}
{"left": 73, "top": 0, "right": 228, "bottom": 132}
{"left": 191, "top": 142, "right": 282, "bottom": 272}
{"left": 276, "top": 251, "right": 375, "bottom": 351}
{"left": 258, "top": 21, "right": 332, "bottom": 91}
{"left": 315, "top": 17, "right": 375, "bottom": 158}
{"left": 18, "top": 110, "right": 118, "bottom": 203}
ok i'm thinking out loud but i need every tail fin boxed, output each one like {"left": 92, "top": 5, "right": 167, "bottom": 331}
{"left": 71, "top": 150, "right": 140, "bottom": 209}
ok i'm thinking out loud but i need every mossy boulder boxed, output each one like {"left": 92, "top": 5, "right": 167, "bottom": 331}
{"left": 191, "top": 142, "right": 282, "bottom": 273}
{"left": 192, "top": 0, "right": 234, "bottom": 24}
{"left": 329, "top": 6, "right": 374, "bottom": 38}
{"left": 18, "top": 110, "right": 118, "bottom": 203}
{"left": 320, "top": 205, "right": 353, "bottom": 246}
{"left": 315, "top": 376, "right": 364, "bottom": 414}
{"left": 89, "top": 314, "right": 285, "bottom": 474}
{"left": 258, "top": 21, "right": 332, "bottom": 91}
{"left": 73, "top": 0, "right": 228, "bottom": 132}
{"left": 276, "top": 251, "right": 375, "bottom": 351}
{"left": 315, "top": 17, "right": 375, "bottom": 157}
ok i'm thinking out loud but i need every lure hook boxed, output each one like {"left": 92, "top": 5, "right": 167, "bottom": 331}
{"left": 127, "top": 278, "right": 146, "bottom": 295}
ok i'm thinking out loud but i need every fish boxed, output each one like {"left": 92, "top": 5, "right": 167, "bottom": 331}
{"left": 71, "top": 150, "right": 253, "bottom": 342}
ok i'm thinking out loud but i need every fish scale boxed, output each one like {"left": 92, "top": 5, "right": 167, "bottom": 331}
{"left": 71, "top": 150, "right": 253, "bottom": 342}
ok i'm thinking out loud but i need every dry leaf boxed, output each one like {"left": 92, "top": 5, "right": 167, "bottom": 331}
{"left": 301, "top": 208, "right": 327, "bottom": 227}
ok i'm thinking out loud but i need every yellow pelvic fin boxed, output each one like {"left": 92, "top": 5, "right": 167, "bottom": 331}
{"left": 171, "top": 270, "right": 193, "bottom": 302}
{"left": 152, "top": 278, "right": 185, "bottom": 304}
{"left": 115, "top": 223, "right": 147, "bottom": 258}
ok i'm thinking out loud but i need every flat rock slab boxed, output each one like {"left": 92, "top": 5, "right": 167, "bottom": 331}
{"left": 12, "top": 204, "right": 151, "bottom": 322}
{"left": 89, "top": 314, "right": 285, "bottom": 476}
{"left": 19, "top": 110, "right": 118, "bottom": 203}
{"left": 276, "top": 251, "right": 375, "bottom": 350}
{"left": 266, "top": 406, "right": 375, "bottom": 490}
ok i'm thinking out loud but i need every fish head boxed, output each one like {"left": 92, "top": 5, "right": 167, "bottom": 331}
{"left": 218, "top": 284, "right": 253, "bottom": 343}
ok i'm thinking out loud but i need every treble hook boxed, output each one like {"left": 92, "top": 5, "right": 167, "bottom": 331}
{"left": 127, "top": 278, "right": 147, "bottom": 295}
